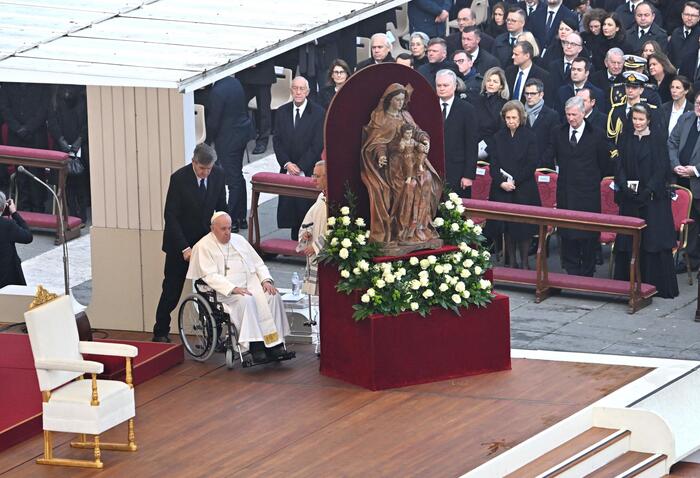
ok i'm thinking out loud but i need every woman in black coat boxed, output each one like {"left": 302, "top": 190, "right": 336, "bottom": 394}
{"left": 317, "top": 59, "right": 351, "bottom": 111}
{"left": 472, "top": 66, "right": 509, "bottom": 151}
{"left": 613, "top": 104, "right": 679, "bottom": 298}
{"left": 0, "top": 193, "right": 33, "bottom": 289}
{"left": 486, "top": 100, "right": 541, "bottom": 269}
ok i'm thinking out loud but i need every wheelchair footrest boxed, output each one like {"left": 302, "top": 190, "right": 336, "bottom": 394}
{"left": 240, "top": 350, "right": 295, "bottom": 368}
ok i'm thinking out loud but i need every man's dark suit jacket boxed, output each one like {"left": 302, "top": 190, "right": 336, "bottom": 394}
{"left": 446, "top": 31, "right": 495, "bottom": 57}
{"left": 0, "top": 212, "right": 32, "bottom": 289}
{"left": 417, "top": 59, "right": 461, "bottom": 89}
{"left": 526, "top": 103, "right": 560, "bottom": 169}
{"left": 205, "top": 77, "right": 251, "bottom": 157}
{"left": 667, "top": 25, "right": 700, "bottom": 66}
{"left": 273, "top": 100, "right": 325, "bottom": 229}
{"left": 162, "top": 164, "right": 227, "bottom": 255}
{"left": 443, "top": 98, "right": 479, "bottom": 196}
{"left": 492, "top": 32, "right": 519, "bottom": 67}
{"left": 527, "top": 5, "right": 577, "bottom": 51}
{"left": 472, "top": 48, "right": 501, "bottom": 74}
{"left": 624, "top": 22, "right": 668, "bottom": 54}
{"left": 505, "top": 63, "right": 552, "bottom": 104}
{"left": 556, "top": 81, "right": 605, "bottom": 118}
{"left": 614, "top": 1, "right": 663, "bottom": 30}
{"left": 355, "top": 53, "right": 395, "bottom": 72}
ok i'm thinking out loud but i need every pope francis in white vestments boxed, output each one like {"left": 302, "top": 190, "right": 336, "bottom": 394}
{"left": 187, "top": 212, "right": 290, "bottom": 358}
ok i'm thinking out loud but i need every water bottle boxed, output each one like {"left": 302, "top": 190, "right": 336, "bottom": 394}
{"left": 291, "top": 272, "right": 301, "bottom": 296}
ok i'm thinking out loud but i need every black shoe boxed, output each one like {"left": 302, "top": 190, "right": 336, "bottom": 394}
{"left": 152, "top": 335, "right": 171, "bottom": 343}
{"left": 238, "top": 218, "right": 248, "bottom": 230}
{"left": 249, "top": 341, "right": 268, "bottom": 363}
{"left": 232, "top": 221, "right": 240, "bottom": 233}
{"left": 266, "top": 343, "right": 288, "bottom": 360}
{"left": 252, "top": 141, "right": 267, "bottom": 155}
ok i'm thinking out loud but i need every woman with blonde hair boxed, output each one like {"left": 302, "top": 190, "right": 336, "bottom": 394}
{"left": 485, "top": 100, "right": 541, "bottom": 269}
{"left": 474, "top": 66, "right": 509, "bottom": 151}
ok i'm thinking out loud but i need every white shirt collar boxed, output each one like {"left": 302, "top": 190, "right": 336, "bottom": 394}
{"left": 293, "top": 99, "right": 308, "bottom": 119}
{"left": 548, "top": 5, "right": 561, "bottom": 16}
{"left": 471, "top": 47, "right": 480, "bottom": 61}
{"left": 440, "top": 96, "right": 456, "bottom": 118}
{"left": 519, "top": 64, "right": 532, "bottom": 76}
{"left": 569, "top": 121, "right": 585, "bottom": 138}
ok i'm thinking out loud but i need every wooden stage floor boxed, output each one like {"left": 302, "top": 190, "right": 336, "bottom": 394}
{"left": 0, "top": 330, "right": 657, "bottom": 478}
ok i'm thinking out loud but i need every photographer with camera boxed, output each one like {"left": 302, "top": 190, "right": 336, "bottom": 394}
{"left": 0, "top": 191, "right": 33, "bottom": 289}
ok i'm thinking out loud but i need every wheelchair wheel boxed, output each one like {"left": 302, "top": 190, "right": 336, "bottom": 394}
{"left": 178, "top": 294, "right": 218, "bottom": 362}
{"left": 225, "top": 348, "right": 234, "bottom": 369}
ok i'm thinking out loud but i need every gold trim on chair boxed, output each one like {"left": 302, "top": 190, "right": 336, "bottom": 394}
{"left": 29, "top": 285, "right": 59, "bottom": 310}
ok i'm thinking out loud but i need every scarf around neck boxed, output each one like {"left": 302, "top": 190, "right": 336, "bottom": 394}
{"left": 525, "top": 99, "right": 544, "bottom": 126}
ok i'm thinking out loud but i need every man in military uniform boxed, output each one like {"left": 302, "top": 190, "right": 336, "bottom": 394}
{"left": 607, "top": 71, "right": 659, "bottom": 144}
{"left": 608, "top": 55, "right": 662, "bottom": 110}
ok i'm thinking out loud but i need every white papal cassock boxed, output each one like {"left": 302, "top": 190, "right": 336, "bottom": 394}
{"left": 186, "top": 232, "right": 290, "bottom": 349}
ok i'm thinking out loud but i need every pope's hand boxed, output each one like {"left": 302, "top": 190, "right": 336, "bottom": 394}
{"left": 304, "top": 245, "right": 315, "bottom": 256}
{"left": 233, "top": 287, "right": 252, "bottom": 296}
{"left": 182, "top": 248, "right": 192, "bottom": 262}
{"left": 262, "top": 281, "right": 278, "bottom": 295}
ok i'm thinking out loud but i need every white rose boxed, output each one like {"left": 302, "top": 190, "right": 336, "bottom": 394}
{"left": 397, "top": 267, "right": 407, "bottom": 276}
{"left": 450, "top": 223, "right": 460, "bottom": 232}
{"left": 410, "top": 302, "right": 419, "bottom": 311}
{"left": 433, "top": 217, "right": 445, "bottom": 227}
{"left": 341, "top": 216, "right": 351, "bottom": 226}
{"left": 428, "top": 255, "right": 437, "bottom": 264}
{"left": 471, "top": 250, "right": 479, "bottom": 257}
{"left": 448, "top": 192, "right": 460, "bottom": 202}
{"left": 340, "top": 206, "right": 350, "bottom": 215}
{"left": 459, "top": 242, "right": 469, "bottom": 252}
{"left": 409, "top": 256, "right": 419, "bottom": 266}
{"left": 474, "top": 225, "right": 483, "bottom": 235}
{"left": 340, "top": 270, "right": 350, "bottom": 278}
{"left": 341, "top": 238, "right": 352, "bottom": 248}
{"left": 452, "top": 294, "right": 462, "bottom": 304}
{"left": 381, "top": 262, "right": 392, "bottom": 271}
{"left": 434, "top": 264, "right": 444, "bottom": 274}
{"left": 339, "top": 248, "right": 349, "bottom": 259}
{"left": 419, "top": 277, "right": 429, "bottom": 287}
{"left": 410, "top": 279, "right": 421, "bottom": 290}
{"left": 462, "top": 290, "right": 471, "bottom": 299}
{"left": 420, "top": 259, "right": 430, "bottom": 269}
{"left": 439, "top": 283, "right": 449, "bottom": 292}
{"left": 361, "top": 293, "right": 370, "bottom": 303}
{"left": 443, "top": 263, "right": 452, "bottom": 273}
{"left": 483, "top": 251, "right": 491, "bottom": 260}
{"left": 422, "top": 289, "right": 434, "bottom": 299}
{"left": 480, "top": 279, "right": 491, "bottom": 290}
{"left": 474, "top": 266, "right": 482, "bottom": 275}
{"left": 327, "top": 217, "right": 336, "bottom": 226}
{"left": 330, "top": 237, "right": 339, "bottom": 246}
{"left": 466, "top": 219, "right": 474, "bottom": 228}
{"left": 418, "top": 270, "right": 429, "bottom": 279}
{"left": 358, "top": 260, "right": 369, "bottom": 271}
{"left": 367, "top": 288, "right": 376, "bottom": 297}
{"left": 365, "top": 230, "right": 371, "bottom": 237}
{"left": 455, "top": 281, "right": 466, "bottom": 292}
{"left": 464, "top": 259, "right": 474, "bottom": 268}
{"left": 444, "top": 200, "right": 454, "bottom": 210}
{"left": 355, "top": 217, "right": 366, "bottom": 227}
{"left": 356, "top": 235, "right": 367, "bottom": 245}
{"left": 353, "top": 267, "right": 361, "bottom": 275}
{"left": 460, "top": 269, "right": 471, "bottom": 278}
{"left": 375, "top": 279, "right": 386, "bottom": 289}
{"left": 456, "top": 204, "right": 465, "bottom": 214}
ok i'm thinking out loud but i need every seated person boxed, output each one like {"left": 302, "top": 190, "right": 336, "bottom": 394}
{"left": 296, "top": 159, "right": 328, "bottom": 295}
{"left": 187, "top": 211, "right": 291, "bottom": 362}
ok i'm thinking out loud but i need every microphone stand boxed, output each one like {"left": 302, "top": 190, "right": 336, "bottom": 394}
{"left": 18, "top": 166, "right": 70, "bottom": 296}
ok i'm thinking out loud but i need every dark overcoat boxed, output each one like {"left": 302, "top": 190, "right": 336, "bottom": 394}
{"left": 0, "top": 212, "right": 33, "bottom": 288}
{"left": 444, "top": 98, "right": 479, "bottom": 197}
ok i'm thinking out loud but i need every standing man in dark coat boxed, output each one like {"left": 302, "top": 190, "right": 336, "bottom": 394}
{"left": 527, "top": 0, "right": 577, "bottom": 52}
{"left": 153, "top": 144, "right": 227, "bottom": 342}
{"left": 417, "top": 38, "right": 461, "bottom": 89}
{"left": 505, "top": 41, "right": 551, "bottom": 104}
{"left": 237, "top": 59, "right": 276, "bottom": 155}
{"left": 356, "top": 33, "right": 395, "bottom": 71}
{"left": 0, "top": 192, "right": 32, "bottom": 289}
{"left": 461, "top": 27, "right": 501, "bottom": 75}
{"left": 493, "top": 9, "right": 528, "bottom": 68}
{"left": 437, "top": 70, "right": 479, "bottom": 197}
{"left": 625, "top": 2, "right": 668, "bottom": 54}
{"left": 273, "top": 76, "right": 325, "bottom": 240}
{"left": 408, "top": 0, "right": 452, "bottom": 38}
{"left": 0, "top": 82, "right": 51, "bottom": 212}
{"left": 523, "top": 78, "right": 560, "bottom": 168}
{"left": 205, "top": 76, "right": 251, "bottom": 233}
{"left": 667, "top": 1, "right": 700, "bottom": 66}
{"left": 553, "top": 96, "right": 612, "bottom": 276}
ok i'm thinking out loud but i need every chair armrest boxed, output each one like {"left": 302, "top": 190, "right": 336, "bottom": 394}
{"left": 79, "top": 341, "right": 138, "bottom": 358}
{"left": 34, "top": 358, "right": 104, "bottom": 374}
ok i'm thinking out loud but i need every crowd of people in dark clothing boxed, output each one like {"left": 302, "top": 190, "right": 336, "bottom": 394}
{"left": 6, "top": 1, "right": 700, "bottom": 301}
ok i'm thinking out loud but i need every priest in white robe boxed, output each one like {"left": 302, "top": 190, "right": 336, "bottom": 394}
{"left": 187, "top": 211, "right": 290, "bottom": 362}
{"left": 296, "top": 160, "right": 328, "bottom": 295}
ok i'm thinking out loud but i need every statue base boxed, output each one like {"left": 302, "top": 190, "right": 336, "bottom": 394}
{"left": 380, "top": 238, "right": 444, "bottom": 257}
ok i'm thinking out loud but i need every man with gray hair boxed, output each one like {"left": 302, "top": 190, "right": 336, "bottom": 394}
{"left": 552, "top": 96, "right": 613, "bottom": 277}
{"left": 436, "top": 69, "right": 479, "bottom": 198}
{"left": 0, "top": 191, "right": 33, "bottom": 289}
{"left": 418, "top": 37, "right": 460, "bottom": 89}
{"left": 590, "top": 47, "right": 625, "bottom": 112}
{"left": 153, "top": 143, "right": 228, "bottom": 343}
{"left": 355, "top": 33, "right": 395, "bottom": 71}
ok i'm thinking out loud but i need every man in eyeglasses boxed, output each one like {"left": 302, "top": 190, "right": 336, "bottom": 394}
{"left": 453, "top": 50, "right": 483, "bottom": 101}
{"left": 492, "top": 9, "right": 528, "bottom": 67}
{"left": 668, "top": 2, "right": 700, "bottom": 66}
{"left": 523, "top": 78, "right": 559, "bottom": 169}
{"left": 527, "top": 0, "right": 577, "bottom": 50}
{"left": 548, "top": 31, "right": 584, "bottom": 94}
{"left": 625, "top": 2, "right": 667, "bottom": 53}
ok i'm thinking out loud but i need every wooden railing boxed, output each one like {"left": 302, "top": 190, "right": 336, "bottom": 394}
{"left": 463, "top": 199, "right": 654, "bottom": 313}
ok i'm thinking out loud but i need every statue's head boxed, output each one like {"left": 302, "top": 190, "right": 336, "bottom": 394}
{"left": 381, "top": 83, "right": 413, "bottom": 112}
{"left": 399, "top": 123, "right": 415, "bottom": 139}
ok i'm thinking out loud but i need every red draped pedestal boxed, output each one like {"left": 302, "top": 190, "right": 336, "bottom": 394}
{"left": 319, "top": 266, "right": 511, "bottom": 391}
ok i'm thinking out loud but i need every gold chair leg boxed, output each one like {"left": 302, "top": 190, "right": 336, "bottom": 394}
{"left": 70, "top": 419, "right": 137, "bottom": 452}
{"left": 37, "top": 431, "right": 104, "bottom": 469}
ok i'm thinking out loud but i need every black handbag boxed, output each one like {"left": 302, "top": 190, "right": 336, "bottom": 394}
{"left": 66, "top": 153, "right": 84, "bottom": 176}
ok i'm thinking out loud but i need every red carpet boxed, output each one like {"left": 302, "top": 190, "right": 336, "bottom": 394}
{"left": 0, "top": 333, "right": 183, "bottom": 452}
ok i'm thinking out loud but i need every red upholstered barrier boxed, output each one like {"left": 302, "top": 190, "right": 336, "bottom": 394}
{"left": 18, "top": 211, "right": 83, "bottom": 229}
{"left": 251, "top": 172, "right": 316, "bottom": 189}
{"left": 0, "top": 145, "right": 69, "bottom": 162}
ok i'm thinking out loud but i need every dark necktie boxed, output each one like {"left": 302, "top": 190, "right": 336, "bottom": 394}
{"left": 510, "top": 36, "right": 516, "bottom": 47}
{"left": 528, "top": 5, "right": 533, "bottom": 16}
{"left": 294, "top": 107, "right": 301, "bottom": 128}
{"left": 199, "top": 178, "right": 206, "bottom": 199}
{"left": 442, "top": 102, "right": 448, "bottom": 119}
{"left": 629, "top": 2, "right": 634, "bottom": 13}
{"left": 695, "top": 61, "right": 700, "bottom": 81}
{"left": 546, "top": 11, "right": 555, "bottom": 30}
{"left": 685, "top": 29, "right": 690, "bottom": 39}
{"left": 564, "top": 62, "right": 571, "bottom": 77}
{"left": 514, "top": 71, "right": 524, "bottom": 100}
{"left": 639, "top": 28, "right": 646, "bottom": 39}
{"left": 570, "top": 129, "right": 578, "bottom": 146}
{"left": 574, "top": 87, "right": 580, "bottom": 95}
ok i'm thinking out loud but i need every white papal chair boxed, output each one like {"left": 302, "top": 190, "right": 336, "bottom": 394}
{"left": 24, "top": 288, "right": 138, "bottom": 469}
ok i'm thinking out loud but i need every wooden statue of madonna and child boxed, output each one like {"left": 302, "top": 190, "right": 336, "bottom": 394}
{"left": 361, "top": 83, "right": 443, "bottom": 256}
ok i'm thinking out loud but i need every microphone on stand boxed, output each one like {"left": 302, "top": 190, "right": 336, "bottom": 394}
{"left": 17, "top": 166, "right": 70, "bottom": 296}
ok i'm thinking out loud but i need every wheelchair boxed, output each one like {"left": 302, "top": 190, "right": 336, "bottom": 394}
{"left": 177, "top": 280, "right": 295, "bottom": 369}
